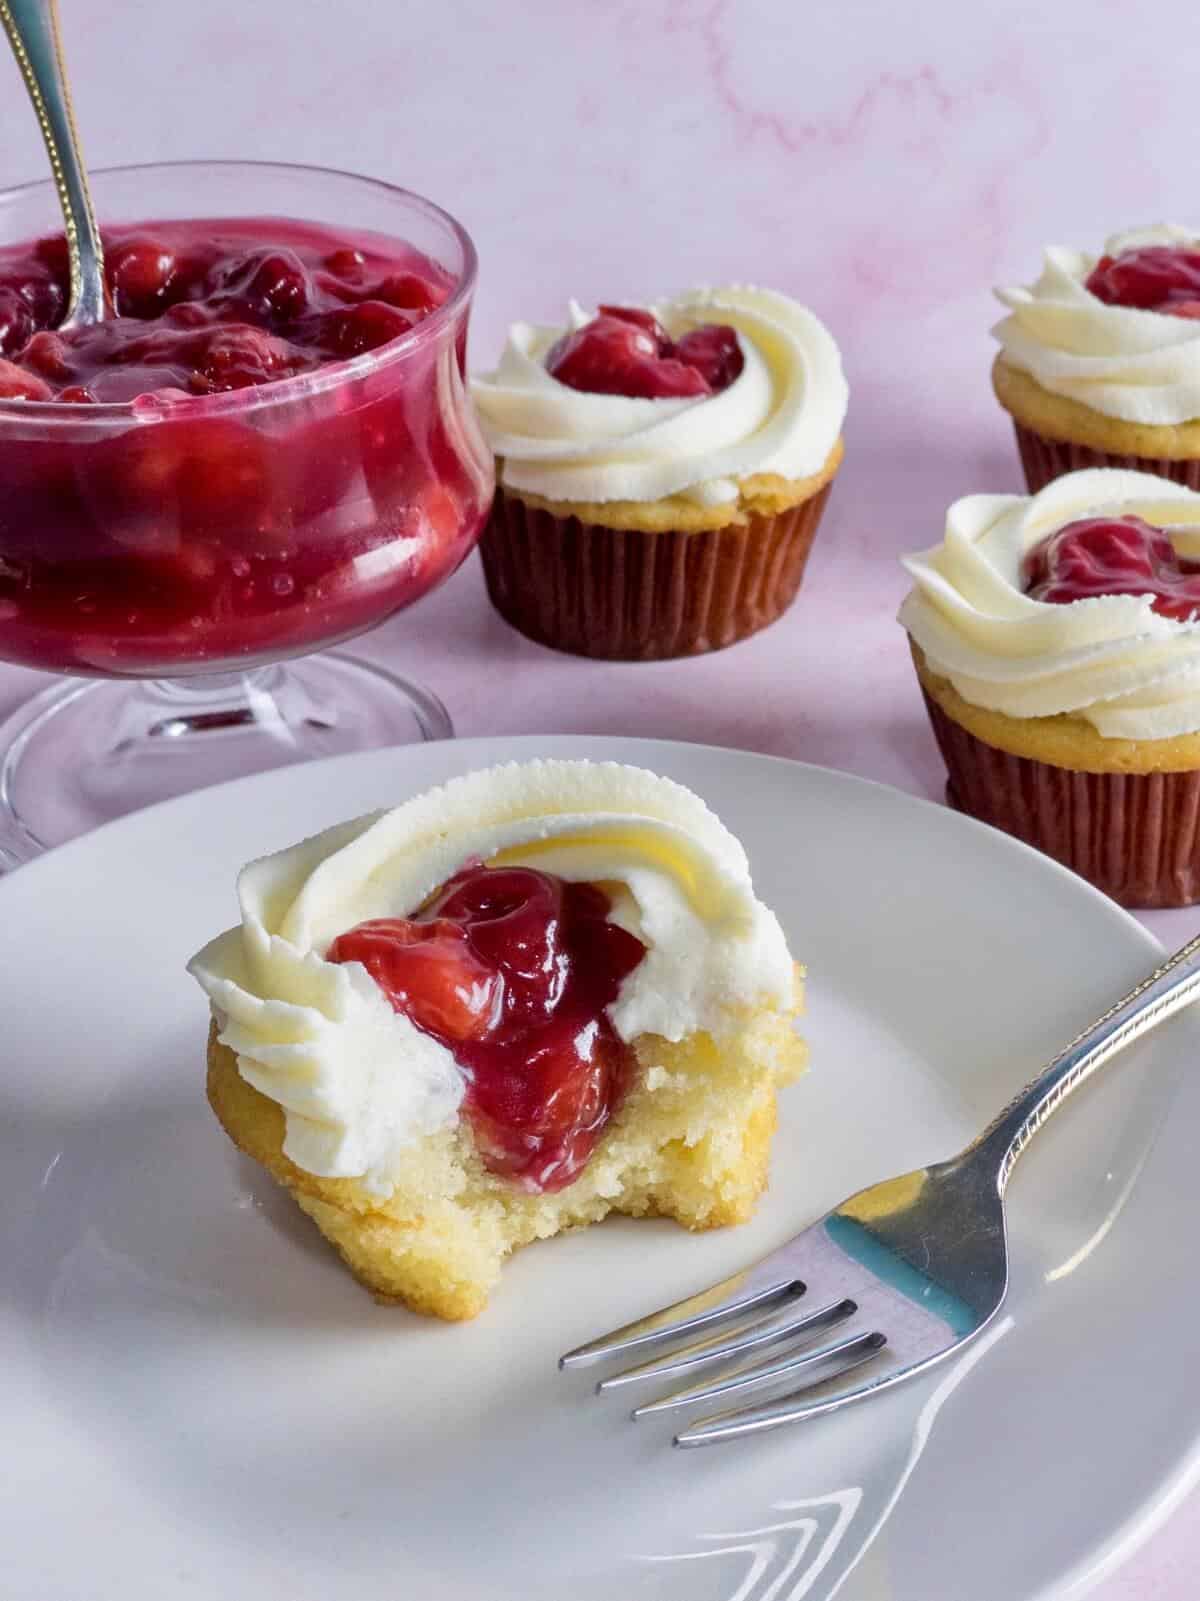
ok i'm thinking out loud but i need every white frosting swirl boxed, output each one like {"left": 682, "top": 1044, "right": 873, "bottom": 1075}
{"left": 470, "top": 286, "right": 847, "bottom": 506}
{"left": 994, "top": 224, "right": 1200, "bottom": 425}
{"left": 188, "top": 760, "right": 795, "bottom": 1194}
{"left": 899, "top": 469, "right": 1200, "bottom": 740}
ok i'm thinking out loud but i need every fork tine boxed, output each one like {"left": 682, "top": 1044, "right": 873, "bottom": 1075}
{"left": 558, "top": 1273, "right": 805, "bottom": 1370}
{"left": 631, "top": 1306, "right": 865, "bottom": 1416}
{"left": 673, "top": 1332, "right": 888, "bottom": 1447}
{"left": 597, "top": 1297, "right": 857, "bottom": 1394}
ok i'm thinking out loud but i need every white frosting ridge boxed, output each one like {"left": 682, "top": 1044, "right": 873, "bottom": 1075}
{"left": 994, "top": 224, "right": 1200, "bottom": 425}
{"left": 188, "top": 759, "right": 795, "bottom": 1193}
{"left": 899, "top": 469, "right": 1200, "bottom": 740}
{"left": 471, "top": 286, "right": 847, "bottom": 506}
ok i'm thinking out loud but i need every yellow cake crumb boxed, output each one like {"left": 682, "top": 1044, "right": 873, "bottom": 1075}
{"left": 206, "top": 967, "right": 807, "bottom": 1321}
{"left": 912, "top": 642, "right": 1200, "bottom": 774}
{"left": 992, "top": 356, "right": 1200, "bottom": 460}
{"left": 499, "top": 439, "right": 844, "bottom": 533}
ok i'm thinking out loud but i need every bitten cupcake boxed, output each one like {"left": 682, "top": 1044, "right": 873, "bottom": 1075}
{"left": 900, "top": 469, "right": 1200, "bottom": 908}
{"left": 993, "top": 226, "right": 1200, "bottom": 491}
{"left": 188, "top": 759, "right": 806, "bottom": 1319}
{"left": 470, "top": 288, "right": 847, "bottom": 659}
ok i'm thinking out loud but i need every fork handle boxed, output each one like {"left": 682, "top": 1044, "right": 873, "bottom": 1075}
{"left": 975, "top": 929, "right": 1200, "bottom": 1192}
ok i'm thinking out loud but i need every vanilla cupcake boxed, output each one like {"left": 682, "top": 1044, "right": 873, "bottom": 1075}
{"left": 471, "top": 288, "right": 847, "bottom": 659}
{"left": 188, "top": 760, "right": 806, "bottom": 1319}
{"left": 900, "top": 469, "right": 1200, "bottom": 907}
{"left": 993, "top": 226, "right": 1200, "bottom": 491}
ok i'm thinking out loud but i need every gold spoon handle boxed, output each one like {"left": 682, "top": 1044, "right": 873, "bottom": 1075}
{"left": 0, "top": 0, "right": 107, "bottom": 325}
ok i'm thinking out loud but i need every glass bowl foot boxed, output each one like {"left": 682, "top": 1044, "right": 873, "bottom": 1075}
{"left": 0, "top": 651, "right": 451, "bottom": 864}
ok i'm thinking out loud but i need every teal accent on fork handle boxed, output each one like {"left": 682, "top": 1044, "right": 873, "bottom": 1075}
{"left": 824, "top": 1214, "right": 979, "bottom": 1339}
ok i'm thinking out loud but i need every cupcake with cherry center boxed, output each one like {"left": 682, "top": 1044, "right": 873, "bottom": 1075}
{"left": 188, "top": 758, "right": 806, "bottom": 1319}
{"left": 900, "top": 468, "right": 1200, "bottom": 906}
{"left": 470, "top": 288, "right": 847, "bottom": 659}
{"left": 993, "top": 226, "right": 1200, "bottom": 491}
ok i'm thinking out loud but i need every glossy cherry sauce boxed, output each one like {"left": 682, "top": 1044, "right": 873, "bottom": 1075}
{"left": 546, "top": 303, "right": 743, "bottom": 398}
{"left": 1086, "top": 245, "right": 1200, "bottom": 318}
{"left": 0, "top": 217, "right": 489, "bottom": 674}
{"left": 328, "top": 864, "right": 646, "bottom": 1192}
{"left": 1024, "top": 514, "right": 1200, "bottom": 621}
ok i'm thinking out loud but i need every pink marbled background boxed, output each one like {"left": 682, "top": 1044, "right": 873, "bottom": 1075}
{"left": 3, "top": 1, "right": 1199, "bottom": 1591}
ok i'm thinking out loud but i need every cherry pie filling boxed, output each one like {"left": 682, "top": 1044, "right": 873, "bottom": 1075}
{"left": 0, "top": 217, "right": 488, "bottom": 674}
{"left": 1086, "top": 245, "right": 1200, "bottom": 319}
{"left": 328, "top": 863, "right": 647, "bottom": 1193}
{"left": 546, "top": 303, "right": 744, "bottom": 398}
{"left": 1023, "top": 514, "right": 1200, "bottom": 621}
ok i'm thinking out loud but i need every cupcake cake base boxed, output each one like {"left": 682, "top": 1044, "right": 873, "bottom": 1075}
{"left": 206, "top": 984, "right": 805, "bottom": 1320}
{"left": 479, "top": 444, "right": 841, "bottom": 661}
{"left": 993, "top": 357, "right": 1200, "bottom": 494}
{"left": 914, "top": 645, "right": 1200, "bottom": 908}
{"left": 1012, "top": 424, "right": 1200, "bottom": 497}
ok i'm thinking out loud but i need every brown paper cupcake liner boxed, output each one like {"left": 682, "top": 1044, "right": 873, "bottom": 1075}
{"left": 478, "top": 482, "right": 834, "bottom": 660}
{"left": 921, "top": 686, "right": 1200, "bottom": 908}
{"left": 1012, "top": 422, "right": 1200, "bottom": 495}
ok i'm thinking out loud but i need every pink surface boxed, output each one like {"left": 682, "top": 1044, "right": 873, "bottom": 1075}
{"left": 3, "top": 0, "right": 1200, "bottom": 1590}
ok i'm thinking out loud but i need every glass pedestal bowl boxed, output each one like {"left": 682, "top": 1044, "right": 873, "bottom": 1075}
{"left": 0, "top": 161, "right": 493, "bottom": 865}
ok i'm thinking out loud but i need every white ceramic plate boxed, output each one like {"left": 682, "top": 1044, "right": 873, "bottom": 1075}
{"left": 3, "top": 735, "right": 1199, "bottom": 1601}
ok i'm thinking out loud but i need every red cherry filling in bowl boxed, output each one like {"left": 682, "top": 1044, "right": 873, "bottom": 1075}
{"left": 0, "top": 216, "right": 490, "bottom": 674}
{"left": 1086, "top": 246, "right": 1200, "bottom": 319}
{"left": 546, "top": 303, "right": 743, "bottom": 398}
{"left": 327, "top": 863, "right": 646, "bottom": 1193}
{"left": 0, "top": 218, "right": 454, "bottom": 400}
{"left": 1023, "top": 514, "right": 1200, "bottom": 621}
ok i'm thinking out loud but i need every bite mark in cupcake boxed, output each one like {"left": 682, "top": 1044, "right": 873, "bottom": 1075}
{"left": 188, "top": 759, "right": 807, "bottom": 1318}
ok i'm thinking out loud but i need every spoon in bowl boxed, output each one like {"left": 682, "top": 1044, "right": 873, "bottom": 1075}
{"left": 0, "top": 0, "right": 108, "bottom": 326}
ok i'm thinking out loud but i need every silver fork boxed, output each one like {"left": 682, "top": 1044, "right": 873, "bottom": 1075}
{"left": 561, "top": 930, "right": 1200, "bottom": 1447}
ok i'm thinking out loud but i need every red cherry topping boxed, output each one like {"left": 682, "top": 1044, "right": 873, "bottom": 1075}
{"left": 1023, "top": 515, "right": 1200, "bottom": 622}
{"left": 598, "top": 303, "right": 673, "bottom": 342}
{"left": 324, "top": 247, "right": 367, "bottom": 278}
{"left": 0, "top": 288, "right": 34, "bottom": 357}
{"left": 675, "top": 324, "right": 744, "bottom": 391}
{"left": 330, "top": 917, "right": 500, "bottom": 1042}
{"left": 375, "top": 271, "right": 449, "bottom": 314}
{"left": 323, "top": 300, "right": 415, "bottom": 358}
{"left": 546, "top": 304, "right": 744, "bottom": 400}
{"left": 1086, "top": 246, "right": 1200, "bottom": 317}
{"left": 21, "top": 331, "right": 71, "bottom": 381}
{"left": 0, "top": 358, "right": 52, "bottom": 400}
{"left": 0, "top": 215, "right": 487, "bottom": 680}
{"left": 328, "top": 863, "right": 646, "bottom": 1192}
{"left": 109, "top": 237, "right": 177, "bottom": 316}
{"left": 215, "top": 247, "right": 311, "bottom": 322}
{"left": 32, "top": 233, "right": 69, "bottom": 276}
{"left": 193, "top": 324, "right": 294, "bottom": 392}
{"left": 0, "top": 218, "right": 449, "bottom": 402}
